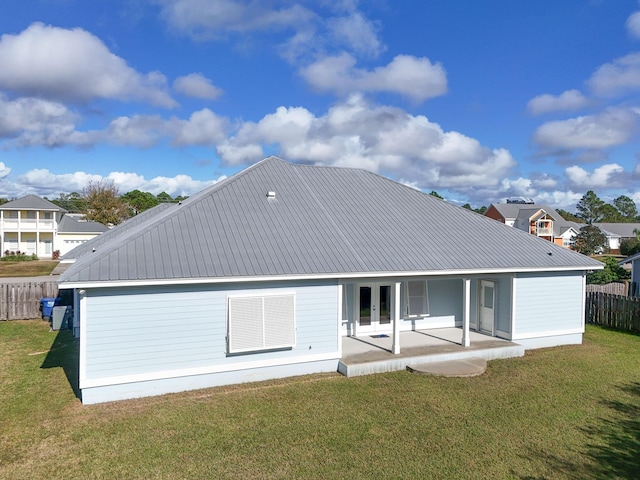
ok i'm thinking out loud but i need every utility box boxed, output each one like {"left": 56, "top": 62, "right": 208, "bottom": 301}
{"left": 51, "top": 306, "right": 72, "bottom": 331}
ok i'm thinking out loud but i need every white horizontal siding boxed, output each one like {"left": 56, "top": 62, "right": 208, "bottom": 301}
{"left": 83, "top": 281, "right": 339, "bottom": 381}
{"left": 513, "top": 272, "right": 584, "bottom": 337}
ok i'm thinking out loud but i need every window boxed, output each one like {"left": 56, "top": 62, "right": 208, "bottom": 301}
{"left": 228, "top": 294, "right": 295, "bottom": 354}
{"left": 405, "top": 280, "right": 429, "bottom": 317}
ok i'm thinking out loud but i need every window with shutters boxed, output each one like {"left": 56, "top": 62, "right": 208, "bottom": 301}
{"left": 227, "top": 294, "right": 296, "bottom": 354}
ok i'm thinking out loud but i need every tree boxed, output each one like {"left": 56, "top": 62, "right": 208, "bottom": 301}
{"left": 121, "top": 189, "right": 159, "bottom": 215}
{"left": 51, "top": 192, "right": 86, "bottom": 213}
{"left": 613, "top": 195, "right": 639, "bottom": 222}
{"left": 598, "top": 203, "right": 623, "bottom": 223}
{"left": 556, "top": 208, "right": 582, "bottom": 222}
{"left": 620, "top": 237, "right": 640, "bottom": 257}
{"left": 576, "top": 190, "right": 605, "bottom": 224}
{"left": 82, "top": 179, "right": 129, "bottom": 226}
{"left": 156, "top": 192, "right": 173, "bottom": 203}
{"left": 429, "top": 191, "right": 444, "bottom": 199}
{"left": 572, "top": 224, "right": 607, "bottom": 256}
{"left": 587, "top": 256, "right": 630, "bottom": 285}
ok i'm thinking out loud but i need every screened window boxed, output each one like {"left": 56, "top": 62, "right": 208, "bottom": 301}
{"left": 228, "top": 294, "right": 295, "bottom": 354}
{"left": 405, "top": 280, "right": 429, "bottom": 317}
{"left": 341, "top": 284, "right": 354, "bottom": 322}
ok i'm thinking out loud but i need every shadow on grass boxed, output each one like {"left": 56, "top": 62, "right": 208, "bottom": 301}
{"left": 515, "top": 382, "right": 640, "bottom": 479}
{"left": 41, "top": 328, "right": 80, "bottom": 399}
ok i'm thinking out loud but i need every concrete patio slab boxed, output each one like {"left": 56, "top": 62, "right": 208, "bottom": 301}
{"left": 406, "top": 357, "right": 487, "bottom": 377}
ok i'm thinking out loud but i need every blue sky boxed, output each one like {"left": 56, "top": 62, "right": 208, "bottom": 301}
{"left": 1, "top": 0, "right": 639, "bottom": 210}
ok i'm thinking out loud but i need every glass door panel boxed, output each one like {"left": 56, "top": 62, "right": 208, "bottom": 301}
{"left": 379, "top": 285, "right": 391, "bottom": 325}
{"left": 359, "top": 286, "right": 372, "bottom": 326}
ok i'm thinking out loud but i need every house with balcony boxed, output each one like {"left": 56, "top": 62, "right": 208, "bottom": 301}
{"left": 0, "top": 195, "right": 108, "bottom": 258}
{"left": 484, "top": 203, "right": 581, "bottom": 248}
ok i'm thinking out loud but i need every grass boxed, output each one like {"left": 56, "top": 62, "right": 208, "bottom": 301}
{"left": 1, "top": 320, "right": 639, "bottom": 479}
{"left": 0, "top": 260, "right": 58, "bottom": 277}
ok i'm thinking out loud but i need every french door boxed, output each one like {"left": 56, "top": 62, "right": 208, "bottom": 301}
{"left": 357, "top": 284, "right": 392, "bottom": 333}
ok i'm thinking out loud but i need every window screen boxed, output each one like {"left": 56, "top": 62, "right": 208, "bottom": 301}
{"left": 406, "top": 280, "right": 429, "bottom": 317}
{"left": 228, "top": 294, "right": 295, "bottom": 353}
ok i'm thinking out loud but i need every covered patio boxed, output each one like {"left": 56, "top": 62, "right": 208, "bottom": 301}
{"left": 338, "top": 328, "right": 525, "bottom": 377}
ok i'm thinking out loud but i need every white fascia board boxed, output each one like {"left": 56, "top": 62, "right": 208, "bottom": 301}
{"left": 59, "top": 265, "right": 602, "bottom": 290}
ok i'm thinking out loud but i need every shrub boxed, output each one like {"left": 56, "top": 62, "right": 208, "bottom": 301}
{"left": 1, "top": 252, "right": 38, "bottom": 262}
{"left": 52, "top": 250, "right": 60, "bottom": 260}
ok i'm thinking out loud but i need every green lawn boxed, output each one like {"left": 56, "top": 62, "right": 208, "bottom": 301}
{"left": 1, "top": 320, "right": 639, "bottom": 479}
{"left": 0, "top": 260, "right": 58, "bottom": 277}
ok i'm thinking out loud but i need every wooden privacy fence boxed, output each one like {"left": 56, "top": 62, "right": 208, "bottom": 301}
{"left": 0, "top": 280, "right": 59, "bottom": 320}
{"left": 586, "top": 282, "right": 628, "bottom": 296}
{"left": 585, "top": 291, "right": 640, "bottom": 334}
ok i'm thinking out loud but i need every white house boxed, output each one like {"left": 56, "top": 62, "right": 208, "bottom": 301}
{"left": 58, "top": 157, "right": 603, "bottom": 404}
{"left": 0, "top": 195, "right": 108, "bottom": 258}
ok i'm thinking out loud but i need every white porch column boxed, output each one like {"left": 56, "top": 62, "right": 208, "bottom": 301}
{"left": 462, "top": 278, "right": 471, "bottom": 347}
{"left": 392, "top": 281, "right": 401, "bottom": 354}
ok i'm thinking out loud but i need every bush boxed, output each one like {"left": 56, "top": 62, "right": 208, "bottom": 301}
{"left": 52, "top": 250, "right": 60, "bottom": 260}
{"left": 1, "top": 250, "right": 38, "bottom": 262}
{"left": 587, "top": 256, "right": 630, "bottom": 284}
{"left": 620, "top": 238, "right": 640, "bottom": 257}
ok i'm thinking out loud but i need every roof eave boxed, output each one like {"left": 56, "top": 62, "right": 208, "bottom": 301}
{"left": 58, "top": 264, "right": 603, "bottom": 289}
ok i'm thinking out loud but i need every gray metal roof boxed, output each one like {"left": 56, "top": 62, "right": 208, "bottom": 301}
{"left": 61, "top": 203, "right": 174, "bottom": 260}
{"left": 594, "top": 223, "right": 640, "bottom": 239}
{"left": 58, "top": 215, "right": 109, "bottom": 234}
{"left": 60, "top": 157, "right": 602, "bottom": 285}
{"left": 1, "top": 195, "right": 66, "bottom": 212}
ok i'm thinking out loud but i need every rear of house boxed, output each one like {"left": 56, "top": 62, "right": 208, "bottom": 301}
{"left": 59, "top": 157, "right": 601, "bottom": 404}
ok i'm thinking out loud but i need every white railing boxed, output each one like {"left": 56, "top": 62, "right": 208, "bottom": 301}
{"left": 0, "top": 219, "right": 54, "bottom": 230}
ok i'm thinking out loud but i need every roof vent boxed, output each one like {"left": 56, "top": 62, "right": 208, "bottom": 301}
{"left": 266, "top": 191, "right": 276, "bottom": 199}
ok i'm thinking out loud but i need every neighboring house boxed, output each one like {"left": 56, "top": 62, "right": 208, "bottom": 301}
{"left": 594, "top": 223, "right": 640, "bottom": 254}
{"left": 56, "top": 214, "right": 110, "bottom": 256}
{"left": 619, "top": 252, "right": 640, "bottom": 296}
{"left": 485, "top": 203, "right": 581, "bottom": 248}
{"left": 58, "top": 157, "right": 602, "bottom": 404}
{"left": 0, "top": 195, "right": 108, "bottom": 258}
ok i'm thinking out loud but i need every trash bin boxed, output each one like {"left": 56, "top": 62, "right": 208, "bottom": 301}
{"left": 40, "top": 297, "right": 60, "bottom": 321}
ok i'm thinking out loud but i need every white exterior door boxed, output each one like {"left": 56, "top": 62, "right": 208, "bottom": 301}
{"left": 357, "top": 284, "right": 392, "bottom": 334}
{"left": 479, "top": 280, "right": 495, "bottom": 334}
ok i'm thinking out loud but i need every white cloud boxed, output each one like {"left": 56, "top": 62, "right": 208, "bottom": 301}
{"left": 0, "top": 162, "right": 11, "bottom": 179}
{"left": 168, "top": 109, "right": 229, "bottom": 146}
{"left": 326, "top": 11, "right": 384, "bottom": 57}
{"left": 527, "top": 89, "right": 589, "bottom": 115}
{"left": 157, "top": 0, "right": 315, "bottom": 38}
{"left": 0, "top": 22, "right": 176, "bottom": 107}
{"left": 626, "top": 11, "right": 640, "bottom": 38}
{"left": 587, "top": 52, "right": 640, "bottom": 97}
{"left": 16, "top": 167, "right": 222, "bottom": 197}
{"left": 156, "top": 0, "right": 387, "bottom": 64}
{"left": 217, "top": 95, "right": 514, "bottom": 190}
{"left": 173, "top": 73, "right": 223, "bottom": 100}
{"left": 0, "top": 94, "right": 87, "bottom": 147}
{"left": 565, "top": 163, "right": 625, "bottom": 189}
{"left": 533, "top": 190, "right": 584, "bottom": 210}
{"left": 533, "top": 107, "right": 638, "bottom": 149}
{"left": 300, "top": 53, "right": 447, "bottom": 102}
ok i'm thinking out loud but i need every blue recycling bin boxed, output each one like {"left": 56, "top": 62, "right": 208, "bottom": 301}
{"left": 40, "top": 297, "right": 60, "bottom": 320}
